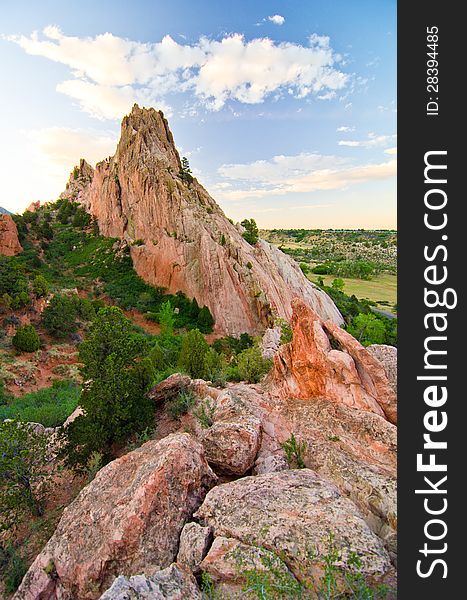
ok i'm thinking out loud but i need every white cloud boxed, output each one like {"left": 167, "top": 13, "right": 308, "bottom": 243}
{"left": 338, "top": 132, "right": 396, "bottom": 148}
{"left": 0, "top": 127, "right": 117, "bottom": 213}
{"left": 215, "top": 152, "right": 396, "bottom": 201}
{"left": 385, "top": 147, "right": 397, "bottom": 155}
{"left": 336, "top": 125, "right": 355, "bottom": 132}
{"left": 6, "top": 27, "right": 349, "bottom": 118}
{"left": 268, "top": 15, "right": 285, "bottom": 26}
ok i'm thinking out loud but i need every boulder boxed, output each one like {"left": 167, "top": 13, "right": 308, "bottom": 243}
{"left": 99, "top": 564, "right": 202, "bottom": 600}
{"left": 273, "top": 299, "right": 397, "bottom": 424}
{"left": 195, "top": 470, "right": 392, "bottom": 583}
{"left": 261, "top": 326, "right": 282, "bottom": 358}
{"left": 14, "top": 434, "right": 216, "bottom": 600}
{"left": 176, "top": 522, "right": 213, "bottom": 574}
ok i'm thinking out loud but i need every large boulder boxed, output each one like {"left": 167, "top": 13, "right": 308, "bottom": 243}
{"left": 14, "top": 434, "right": 216, "bottom": 600}
{"left": 273, "top": 299, "right": 397, "bottom": 424}
{"left": 99, "top": 564, "right": 202, "bottom": 600}
{"left": 195, "top": 470, "right": 393, "bottom": 585}
{"left": 367, "top": 344, "right": 397, "bottom": 394}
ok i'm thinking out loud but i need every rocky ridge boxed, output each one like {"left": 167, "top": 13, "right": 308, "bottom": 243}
{"left": 0, "top": 213, "right": 22, "bottom": 256}
{"left": 61, "top": 104, "right": 342, "bottom": 335}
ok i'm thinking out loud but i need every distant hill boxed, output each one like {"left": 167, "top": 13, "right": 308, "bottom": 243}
{"left": 0, "top": 206, "right": 11, "bottom": 214}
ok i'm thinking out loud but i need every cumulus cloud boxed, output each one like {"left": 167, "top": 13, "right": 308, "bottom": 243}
{"left": 338, "top": 132, "right": 396, "bottom": 148}
{"left": 268, "top": 15, "right": 285, "bottom": 25}
{"left": 336, "top": 125, "right": 355, "bottom": 132}
{"left": 0, "top": 126, "right": 117, "bottom": 213}
{"left": 215, "top": 152, "right": 396, "bottom": 200}
{"left": 6, "top": 26, "right": 349, "bottom": 118}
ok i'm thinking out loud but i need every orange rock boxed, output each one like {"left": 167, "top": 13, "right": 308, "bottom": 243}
{"left": 63, "top": 104, "right": 343, "bottom": 335}
{"left": 273, "top": 299, "right": 397, "bottom": 424}
{"left": 0, "top": 214, "right": 22, "bottom": 256}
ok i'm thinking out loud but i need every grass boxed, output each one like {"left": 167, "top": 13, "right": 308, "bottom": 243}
{"left": 310, "top": 273, "right": 397, "bottom": 312}
{"left": 0, "top": 380, "right": 80, "bottom": 427}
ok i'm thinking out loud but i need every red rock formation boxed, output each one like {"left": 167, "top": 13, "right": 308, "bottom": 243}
{"left": 64, "top": 104, "right": 342, "bottom": 335}
{"left": 14, "top": 434, "right": 216, "bottom": 600}
{"left": 273, "top": 299, "right": 397, "bottom": 424}
{"left": 25, "top": 200, "right": 42, "bottom": 213}
{"left": 0, "top": 214, "right": 22, "bottom": 256}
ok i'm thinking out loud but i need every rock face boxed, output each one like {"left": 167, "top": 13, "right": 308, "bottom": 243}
{"left": 273, "top": 299, "right": 397, "bottom": 424}
{"left": 368, "top": 344, "right": 397, "bottom": 393}
{"left": 14, "top": 434, "right": 216, "bottom": 600}
{"left": 0, "top": 214, "right": 22, "bottom": 256}
{"left": 99, "top": 564, "right": 202, "bottom": 600}
{"left": 60, "top": 158, "right": 95, "bottom": 205}
{"left": 64, "top": 104, "right": 342, "bottom": 335}
{"left": 195, "top": 470, "right": 392, "bottom": 582}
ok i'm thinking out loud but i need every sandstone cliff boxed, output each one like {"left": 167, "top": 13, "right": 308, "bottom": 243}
{"left": 0, "top": 213, "right": 22, "bottom": 256}
{"left": 63, "top": 104, "right": 342, "bottom": 335}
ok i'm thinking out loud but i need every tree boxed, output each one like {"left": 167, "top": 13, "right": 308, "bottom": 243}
{"left": 42, "top": 294, "right": 78, "bottom": 338}
{"left": 237, "top": 346, "right": 272, "bottom": 383}
{"left": 197, "top": 305, "right": 214, "bottom": 333}
{"left": 0, "top": 420, "right": 51, "bottom": 531}
{"left": 12, "top": 325, "right": 40, "bottom": 353}
{"left": 346, "top": 313, "right": 386, "bottom": 346}
{"left": 241, "top": 219, "right": 259, "bottom": 246}
{"left": 331, "top": 277, "right": 345, "bottom": 292}
{"left": 32, "top": 274, "right": 49, "bottom": 297}
{"left": 178, "top": 329, "right": 209, "bottom": 379}
{"left": 179, "top": 156, "right": 194, "bottom": 185}
{"left": 61, "top": 307, "right": 153, "bottom": 468}
{"left": 158, "top": 300, "right": 175, "bottom": 338}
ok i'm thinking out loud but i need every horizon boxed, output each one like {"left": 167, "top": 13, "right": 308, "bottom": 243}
{"left": 0, "top": 0, "right": 396, "bottom": 229}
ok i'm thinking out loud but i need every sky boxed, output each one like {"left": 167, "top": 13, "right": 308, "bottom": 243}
{"left": 0, "top": 0, "right": 396, "bottom": 229}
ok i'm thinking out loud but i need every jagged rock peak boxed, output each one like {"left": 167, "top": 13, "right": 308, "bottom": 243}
{"left": 60, "top": 158, "right": 94, "bottom": 203}
{"left": 0, "top": 213, "right": 22, "bottom": 256}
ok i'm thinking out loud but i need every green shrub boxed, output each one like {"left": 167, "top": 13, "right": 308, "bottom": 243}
{"left": 42, "top": 294, "right": 78, "bottom": 338}
{"left": 345, "top": 313, "right": 387, "bottom": 346}
{"left": 197, "top": 305, "right": 215, "bottom": 333}
{"left": 61, "top": 307, "right": 153, "bottom": 469}
{"left": 0, "top": 380, "right": 80, "bottom": 427}
{"left": 0, "top": 544, "right": 28, "bottom": 594}
{"left": 0, "top": 420, "right": 51, "bottom": 529}
{"left": 282, "top": 433, "right": 307, "bottom": 469}
{"left": 32, "top": 274, "right": 49, "bottom": 297}
{"left": 12, "top": 324, "right": 40, "bottom": 352}
{"left": 193, "top": 398, "right": 216, "bottom": 428}
{"left": 178, "top": 329, "right": 209, "bottom": 379}
{"left": 237, "top": 346, "right": 272, "bottom": 383}
{"left": 241, "top": 218, "right": 259, "bottom": 245}
{"left": 167, "top": 389, "right": 196, "bottom": 419}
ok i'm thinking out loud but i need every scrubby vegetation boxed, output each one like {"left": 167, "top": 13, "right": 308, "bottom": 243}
{"left": 12, "top": 325, "right": 40, "bottom": 353}
{"left": 241, "top": 218, "right": 260, "bottom": 246}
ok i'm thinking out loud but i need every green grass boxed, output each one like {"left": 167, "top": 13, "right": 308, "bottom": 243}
{"left": 0, "top": 380, "right": 80, "bottom": 427}
{"left": 310, "top": 273, "right": 397, "bottom": 312}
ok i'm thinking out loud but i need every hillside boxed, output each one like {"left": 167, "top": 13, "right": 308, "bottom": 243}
{"left": 1, "top": 106, "right": 397, "bottom": 599}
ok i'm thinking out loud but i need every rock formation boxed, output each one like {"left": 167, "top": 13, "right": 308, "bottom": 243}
{"left": 273, "top": 299, "right": 397, "bottom": 424}
{"left": 62, "top": 104, "right": 342, "bottom": 335}
{"left": 14, "top": 434, "right": 216, "bottom": 600}
{"left": 0, "top": 213, "right": 22, "bottom": 256}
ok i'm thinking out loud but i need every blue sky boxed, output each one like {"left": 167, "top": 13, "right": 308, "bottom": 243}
{"left": 0, "top": 0, "right": 396, "bottom": 228}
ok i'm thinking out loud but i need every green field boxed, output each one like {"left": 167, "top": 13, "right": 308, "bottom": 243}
{"left": 309, "top": 273, "right": 397, "bottom": 313}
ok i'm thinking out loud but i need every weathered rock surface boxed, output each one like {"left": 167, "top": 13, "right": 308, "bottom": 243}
{"left": 60, "top": 158, "right": 95, "bottom": 205}
{"left": 368, "top": 344, "right": 397, "bottom": 393}
{"left": 195, "top": 470, "right": 392, "bottom": 583}
{"left": 176, "top": 522, "right": 213, "bottom": 574}
{"left": 14, "top": 434, "right": 216, "bottom": 600}
{"left": 0, "top": 213, "right": 22, "bottom": 256}
{"left": 64, "top": 104, "right": 343, "bottom": 335}
{"left": 261, "top": 326, "right": 282, "bottom": 358}
{"left": 273, "top": 299, "right": 397, "bottom": 424}
{"left": 99, "top": 564, "right": 202, "bottom": 600}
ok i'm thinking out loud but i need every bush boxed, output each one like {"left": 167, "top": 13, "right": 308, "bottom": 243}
{"left": 42, "top": 294, "right": 78, "bottom": 338}
{"left": 61, "top": 307, "right": 153, "bottom": 468}
{"left": 197, "top": 305, "right": 215, "bottom": 334}
{"left": 282, "top": 433, "right": 307, "bottom": 469}
{"left": 32, "top": 274, "right": 49, "bottom": 297}
{"left": 241, "top": 218, "right": 259, "bottom": 245}
{"left": 345, "top": 313, "right": 387, "bottom": 346}
{"left": 178, "top": 329, "right": 210, "bottom": 379}
{"left": 0, "top": 544, "right": 28, "bottom": 594}
{"left": 0, "top": 380, "right": 80, "bottom": 427}
{"left": 12, "top": 324, "right": 40, "bottom": 352}
{"left": 0, "top": 420, "right": 51, "bottom": 530}
{"left": 237, "top": 345, "right": 272, "bottom": 383}
{"left": 167, "top": 389, "right": 196, "bottom": 419}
